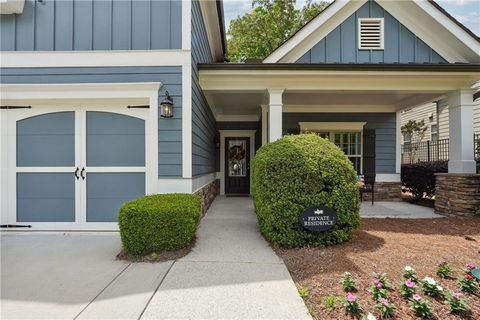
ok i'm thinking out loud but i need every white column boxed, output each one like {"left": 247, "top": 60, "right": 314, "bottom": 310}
{"left": 268, "top": 89, "right": 284, "bottom": 142}
{"left": 447, "top": 89, "right": 476, "bottom": 173}
{"left": 261, "top": 104, "right": 268, "bottom": 145}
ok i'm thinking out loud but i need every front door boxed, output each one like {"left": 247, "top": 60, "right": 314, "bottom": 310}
{"left": 225, "top": 137, "right": 250, "bottom": 195}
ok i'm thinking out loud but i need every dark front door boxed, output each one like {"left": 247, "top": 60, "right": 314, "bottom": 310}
{"left": 225, "top": 137, "right": 250, "bottom": 195}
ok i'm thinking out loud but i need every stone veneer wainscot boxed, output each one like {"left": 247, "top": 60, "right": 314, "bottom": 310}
{"left": 435, "top": 173, "right": 480, "bottom": 216}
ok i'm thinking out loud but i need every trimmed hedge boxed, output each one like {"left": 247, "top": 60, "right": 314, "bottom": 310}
{"left": 401, "top": 161, "right": 448, "bottom": 200}
{"left": 118, "top": 193, "right": 201, "bottom": 255}
{"left": 252, "top": 133, "right": 361, "bottom": 248}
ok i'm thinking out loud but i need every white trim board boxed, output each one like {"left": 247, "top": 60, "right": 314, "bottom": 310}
{"left": 157, "top": 173, "right": 217, "bottom": 194}
{"left": 219, "top": 130, "right": 256, "bottom": 195}
{"left": 299, "top": 122, "right": 367, "bottom": 131}
{"left": 199, "top": 0, "right": 224, "bottom": 62}
{"left": 0, "top": 50, "right": 190, "bottom": 68}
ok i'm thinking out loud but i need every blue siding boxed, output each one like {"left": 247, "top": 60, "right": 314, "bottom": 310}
{"left": 0, "top": 0, "right": 182, "bottom": 51}
{"left": 297, "top": 1, "right": 447, "bottom": 64}
{"left": 191, "top": 0, "right": 216, "bottom": 177}
{"left": 283, "top": 113, "right": 396, "bottom": 173}
{"left": 1, "top": 66, "right": 183, "bottom": 177}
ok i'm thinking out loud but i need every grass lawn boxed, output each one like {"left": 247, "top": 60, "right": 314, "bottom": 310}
{"left": 275, "top": 217, "right": 480, "bottom": 319}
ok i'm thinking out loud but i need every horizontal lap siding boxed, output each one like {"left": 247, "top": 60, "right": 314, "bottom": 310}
{"left": 191, "top": 0, "right": 216, "bottom": 177}
{"left": 283, "top": 113, "right": 396, "bottom": 173}
{"left": 0, "top": 0, "right": 181, "bottom": 51}
{"left": 0, "top": 66, "right": 183, "bottom": 177}
{"left": 297, "top": 1, "right": 447, "bottom": 64}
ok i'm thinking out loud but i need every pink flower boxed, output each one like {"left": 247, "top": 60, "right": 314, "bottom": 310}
{"left": 346, "top": 292, "right": 357, "bottom": 303}
{"left": 466, "top": 263, "right": 476, "bottom": 270}
{"left": 464, "top": 273, "right": 474, "bottom": 280}
{"left": 405, "top": 279, "right": 415, "bottom": 288}
{"left": 379, "top": 297, "right": 389, "bottom": 306}
{"left": 453, "top": 292, "right": 462, "bottom": 299}
{"left": 412, "top": 294, "right": 421, "bottom": 301}
{"left": 376, "top": 272, "right": 383, "bottom": 277}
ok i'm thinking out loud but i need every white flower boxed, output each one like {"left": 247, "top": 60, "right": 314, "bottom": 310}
{"left": 437, "top": 285, "right": 443, "bottom": 291}
{"left": 404, "top": 266, "right": 413, "bottom": 272}
{"left": 423, "top": 277, "right": 436, "bottom": 285}
{"left": 367, "top": 313, "right": 377, "bottom": 320}
{"left": 345, "top": 272, "right": 351, "bottom": 276}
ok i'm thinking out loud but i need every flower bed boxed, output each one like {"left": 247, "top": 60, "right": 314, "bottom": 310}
{"left": 275, "top": 217, "right": 480, "bottom": 319}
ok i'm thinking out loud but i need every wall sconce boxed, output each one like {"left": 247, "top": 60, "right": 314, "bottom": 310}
{"left": 160, "top": 91, "right": 174, "bottom": 118}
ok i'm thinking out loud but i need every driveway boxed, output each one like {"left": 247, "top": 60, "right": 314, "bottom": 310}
{"left": 1, "top": 196, "right": 311, "bottom": 319}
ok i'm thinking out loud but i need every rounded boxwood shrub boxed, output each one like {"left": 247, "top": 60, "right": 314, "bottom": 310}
{"left": 252, "top": 133, "right": 360, "bottom": 248}
{"left": 118, "top": 193, "right": 201, "bottom": 255}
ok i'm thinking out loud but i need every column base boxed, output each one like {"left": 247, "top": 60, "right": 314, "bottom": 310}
{"left": 435, "top": 173, "right": 480, "bottom": 216}
{"left": 362, "top": 182, "right": 402, "bottom": 201}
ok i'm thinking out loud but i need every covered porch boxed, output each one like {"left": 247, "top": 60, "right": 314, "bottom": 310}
{"left": 200, "top": 64, "right": 480, "bottom": 202}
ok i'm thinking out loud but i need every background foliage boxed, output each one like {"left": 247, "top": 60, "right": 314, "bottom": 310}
{"left": 401, "top": 161, "right": 448, "bottom": 200}
{"left": 227, "top": 0, "right": 329, "bottom": 62}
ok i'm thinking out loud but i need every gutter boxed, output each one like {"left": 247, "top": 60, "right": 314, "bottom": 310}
{"left": 199, "top": 63, "right": 480, "bottom": 72}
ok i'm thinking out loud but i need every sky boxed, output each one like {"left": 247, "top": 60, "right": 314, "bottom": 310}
{"left": 223, "top": 0, "right": 480, "bottom": 36}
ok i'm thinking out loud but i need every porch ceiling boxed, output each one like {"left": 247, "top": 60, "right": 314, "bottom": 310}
{"left": 200, "top": 65, "right": 480, "bottom": 117}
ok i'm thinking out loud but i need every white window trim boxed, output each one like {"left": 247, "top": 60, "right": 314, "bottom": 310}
{"left": 299, "top": 122, "right": 365, "bottom": 174}
{"left": 430, "top": 123, "right": 438, "bottom": 141}
{"left": 358, "top": 18, "right": 384, "bottom": 50}
{"left": 219, "top": 130, "right": 256, "bottom": 195}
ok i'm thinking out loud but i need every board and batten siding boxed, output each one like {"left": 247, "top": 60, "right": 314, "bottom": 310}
{"left": 191, "top": 0, "right": 216, "bottom": 177}
{"left": 0, "top": 0, "right": 181, "bottom": 51}
{"left": 297, "top": 1, "right": 447, "bottom": 64}
{"left": 283, "top": 113, "right": 397, "bottom": 173}
{"left": 0, "top": 66, "right": 183, "bottom": 177}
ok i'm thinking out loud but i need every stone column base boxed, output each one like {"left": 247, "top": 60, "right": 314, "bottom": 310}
{"left": 362, "top": 182, "right": 402, "bottom": 201}
{"left": 195, "top": 179, "right": 220, "bottom": 216}
{"left": 435, "top": 173, "right": 480, "bottom": 216}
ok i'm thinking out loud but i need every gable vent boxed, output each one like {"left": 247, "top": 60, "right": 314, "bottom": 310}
{"left": 358, "top": 18, "right": 384, "bottom": 50}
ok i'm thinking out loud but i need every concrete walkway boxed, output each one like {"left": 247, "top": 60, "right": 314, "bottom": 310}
{"left": 1, "top": 197, "right": 311, "bottom": 320}
{"left": 141, "top": 196, "right": 312, "bottom": 319}
{"left": 360, "top": 201, "right": 441, "bottom": 218}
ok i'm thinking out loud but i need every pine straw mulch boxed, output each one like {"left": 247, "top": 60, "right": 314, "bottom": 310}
{"left": 274, "top": 217, "right": 480, "bottom": 320}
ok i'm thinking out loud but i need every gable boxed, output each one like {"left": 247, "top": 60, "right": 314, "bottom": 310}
{"left": 264, "top": 0, "right": 480, "bottom": 64}
{"left": 296, "top": 1, "right": 447, "bottom": 64}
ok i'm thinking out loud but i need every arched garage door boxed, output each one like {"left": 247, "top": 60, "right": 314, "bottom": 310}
{"left": 5, "top": 106, "right": 148, "bottom": 230}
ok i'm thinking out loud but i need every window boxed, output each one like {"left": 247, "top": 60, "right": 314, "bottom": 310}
{"left": 431, "top": 124, "right": 438, "bottom": 141}
{"left": 403, "top": 132, "right": 412, "bottom": 151}
{"left": 334, "top": 132, "right": 362, "bottom": 174}
{"left": 358, "top": 18, "right": 384, "bottom": 50}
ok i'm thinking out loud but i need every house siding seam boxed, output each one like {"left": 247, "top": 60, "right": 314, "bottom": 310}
{"left": 0, "top": 0, "right": 181, "bottom": 51}
{"left": 0, "top": 66, "right": 183, "bottom": 177}
{"left": 296, "top": 1, "right": 447, "bottom": 64}
{"left": 283, "top": 113, "right": 396, "bottom": 173}
{"left": 191, "top": 0, "right": 216, "bottom": 177}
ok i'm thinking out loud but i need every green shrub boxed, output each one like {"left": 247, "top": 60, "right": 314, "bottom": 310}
{"left": 252, "top": 133, "right": 360, "bottom": 248}
{"left": 118, "top": 193, "right": 201, "bottom": 255}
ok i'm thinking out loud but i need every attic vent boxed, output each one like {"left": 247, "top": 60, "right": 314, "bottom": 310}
{"left": 358, "top": 18, "right": 384, "bottom": 50}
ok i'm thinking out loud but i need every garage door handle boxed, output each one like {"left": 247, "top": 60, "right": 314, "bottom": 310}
{"left": 81, "top": 167, "right": 85, "bottom": 180}
{"left": 75, "top": 167, "right": 80, "bottom": 180}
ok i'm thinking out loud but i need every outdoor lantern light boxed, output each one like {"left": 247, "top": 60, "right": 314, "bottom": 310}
{"left": 160, "top": 91, "right": 174, "bottom": 118}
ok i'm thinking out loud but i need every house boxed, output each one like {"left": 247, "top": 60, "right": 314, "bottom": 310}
{"left": 400, "top": 98, "right": 480, "bottom": 145}
{"left": 1, "top": 0, "right": 479, "bottom": 230}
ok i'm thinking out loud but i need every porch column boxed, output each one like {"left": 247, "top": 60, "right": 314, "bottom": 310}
{"left": 447, "top": 89, "right": 476, "bottom": 173}
{"left": 268, "top": 89, "right": 284, "bottom": 142}
{"left": 261, "top": 104, "right": 268, "bottom": 145}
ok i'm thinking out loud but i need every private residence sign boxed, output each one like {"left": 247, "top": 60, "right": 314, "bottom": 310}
{"left": 299, "top": 206, "right": 337, "bottom": 232}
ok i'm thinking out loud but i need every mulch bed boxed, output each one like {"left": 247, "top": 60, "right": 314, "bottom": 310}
{"left": 117, "top": 237, "right": 195, "bottom": 263}
{"left": 274, "top": 217, "right": 480, "bottom": 319}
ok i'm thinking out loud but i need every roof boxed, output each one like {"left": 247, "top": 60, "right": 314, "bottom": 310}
{"left": 262, "top": 0, "right": 480, "bottom": 64}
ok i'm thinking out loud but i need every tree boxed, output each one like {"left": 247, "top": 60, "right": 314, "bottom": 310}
{"left": 227, "top": 0, "right": 329, "bottom": 62}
